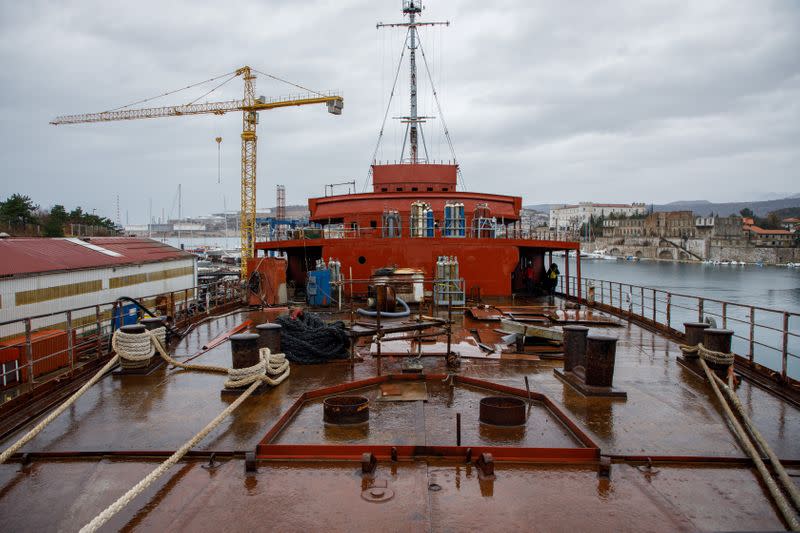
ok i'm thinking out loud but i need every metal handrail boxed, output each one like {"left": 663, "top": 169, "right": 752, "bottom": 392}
{"left": 0, "top": 280, "right": 244, "bottom": 397}
{"left": 562, "top": 274, "right": 798, "bottom": 381}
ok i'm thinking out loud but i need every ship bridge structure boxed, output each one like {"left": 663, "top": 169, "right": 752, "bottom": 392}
{"left": 257, "top": 0, "right": 579, "bottom": 297}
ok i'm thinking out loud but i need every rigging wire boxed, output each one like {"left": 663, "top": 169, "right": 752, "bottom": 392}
{"left": 186, "top": 73, "right": 239, "bottom": 106}
{"left": 364, "top": 27, "right": 409, "bottom": 192}
{"left": 416, "top": 31, "right": 466, "bottom": 190}
{"left": 252, "top": 69, "right": 325, "bottom": 97}
{"left": 101, "top": 70, "right": 238, "bottom": 113}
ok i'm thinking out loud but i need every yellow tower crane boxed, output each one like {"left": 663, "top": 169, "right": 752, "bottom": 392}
{"left": 51, "top": 66, "right": 343, "bottom": 277}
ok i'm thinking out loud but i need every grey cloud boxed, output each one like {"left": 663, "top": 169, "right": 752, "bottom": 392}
{"left": 0, "top": 0, "right": 797, "bottom": 221}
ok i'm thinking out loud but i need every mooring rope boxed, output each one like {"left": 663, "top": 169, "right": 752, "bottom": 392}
{"left": 77, "top": 329, "right": 289, "bottom": 532}
{"left": 79, "top": 379, "right": 261, "bottom": 533}
{"left": 678, "top": 343, "right": 699, "bottom": 355}
{"left": 698, "top": 357, "right": 800, "bottom": 530}
{"left": 697, "top": 343, "right": 734, "bottom": 366}
{"left": 0, "top": 354, "right": 120, "bottom": 465}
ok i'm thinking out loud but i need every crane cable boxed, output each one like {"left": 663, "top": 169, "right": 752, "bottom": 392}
{"left": 101, "top": 70, "right": 238, "bottom": 113}
{"left": 252, "top": 69, "right": 327, "bottom": 98}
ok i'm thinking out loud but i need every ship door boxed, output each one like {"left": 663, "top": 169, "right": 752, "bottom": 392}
{"left": 516, "top": 247, "right": 545, "bottom": 294}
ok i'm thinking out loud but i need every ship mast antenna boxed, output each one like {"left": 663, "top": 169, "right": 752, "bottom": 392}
{"left": 376, "top": 1, "right": 449, "bottom": 165}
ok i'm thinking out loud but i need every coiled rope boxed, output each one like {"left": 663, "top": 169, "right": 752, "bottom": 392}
{"left": 678, "top": 343, "right": 699, "bottom": 355}
{"left": 0, "top": 323, "right": 290, "bottom": 533}
{"left": 697, "top": 343, "right": 734, "bottom": 366}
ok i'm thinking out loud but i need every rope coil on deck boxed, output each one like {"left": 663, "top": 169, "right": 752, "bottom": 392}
{"left": 697, "top": 343, "right": 734, "bottom": 366}
{"left": 113, "top": 327, "right": 160, "bottom": 369}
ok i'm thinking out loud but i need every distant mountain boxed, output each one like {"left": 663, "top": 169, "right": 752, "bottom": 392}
{"left": 652, "top": 197, "right": 800, "bottom": 217}
{"left": 525, "top": 196, "right": 800, "bottom": 217}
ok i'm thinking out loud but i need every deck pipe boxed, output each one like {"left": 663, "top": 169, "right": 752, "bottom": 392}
{"left": 562, "top": 325, "right": 589, "bottom": 373}
{"left": 255, "top": 323, "right": 282, "bottom": 355}
{"left": 356, "top": 296, "right": 410, "bottom": 318}
{"left": 229, "top": 333, "right": 260, "bottom": 388}
{"left": 585, "top": 335, "right": 618, "bottom": 388}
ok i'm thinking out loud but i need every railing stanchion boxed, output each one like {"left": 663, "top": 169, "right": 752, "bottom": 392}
{"left": 749, "top": 307, "right": 755, "bottom": 365}
{"left": 782, "top": 312, "right": 789, "bottom": 382}
{"left": 698, "top": 298, "right": 704, "bottom": 322}
{"left": 652, "top": 288, "right": 656, "bottom": 322}
{"left": 95, "top": 305, "right": 102, "bottom": 358}
{"left": 666, "top": 292, "right": 671, "bottom": 329}
{"left": 66, "top": 310, "right": 74, "bottom": 372}
{"left": 640, "top": 286, "right": 644, "bottom": 317}
{"left": 25, "top": 318, "right": 34, "bottom": 387}
{"left": 722, "top": 302, "right": 727, "bottom": 329}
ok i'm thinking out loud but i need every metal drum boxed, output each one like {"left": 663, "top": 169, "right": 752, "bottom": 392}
{"left": 323, "top": 396, "right": 369, "bottom": 425}
{"left": 479, "top": 396, "right": 526, "bottom": 426}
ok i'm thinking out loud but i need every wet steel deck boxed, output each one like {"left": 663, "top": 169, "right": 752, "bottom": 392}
{"left": 1, "top": 297, "right": 799, "bottom": 531}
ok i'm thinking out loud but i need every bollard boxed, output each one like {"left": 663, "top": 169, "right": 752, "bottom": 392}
{"left": 585, "top": 335, "right": 618, "bottom": 388}
{"left": 255, "top": 323, "right": 282, "bottom": 354}
{"left": 562, "top": 325, "right": 589, "bottom": 373}
{"left": 120, "top": 324, "right": 146, "bottom": 335}
{"left": 140, "top": 316, "right": 166, "bottom": 331}
{"left": 229, "top": 333, "right": 260, "bottom": 387}
{"left": 702, "top": 328, "right": 734, "bottom": 377}
{"left": 117, "top": 324, "right": 148, "bottom": 370}
{"left": 683, "top": 322, "right": 710, "bottom": 358}
{"left": 141, "top": 316, "right": 168, "bottom": 347}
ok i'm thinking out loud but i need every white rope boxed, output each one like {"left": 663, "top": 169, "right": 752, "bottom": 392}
{"left": 79, "top": 379, "right": 261, "bottom": 533}
{"left": 113, "top": 327, "right": 159, "bottom": 369}
{"left": 698, "top": 358, "right": 800, "bottom": 530}
{"left": 0, "top": 354, "right": 120, "bottom": 464}
{"left": 697, "top": 343, "right": 734, "bottom": 366}
{"left": 80, "top": 332, "right": 290, "bottom": 533}
{"left": 678, "top": 343, "right": 699, "bottom": 355}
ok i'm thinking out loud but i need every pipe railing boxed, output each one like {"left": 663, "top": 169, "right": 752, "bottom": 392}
{"left": 0, "top": 280, "right": 244, "bottom": 403}
{"left": 266, "top": 223, "right": 579, "bottom": 243}
{"left": 559, "top": 275, "right": 799, "bottom": 381}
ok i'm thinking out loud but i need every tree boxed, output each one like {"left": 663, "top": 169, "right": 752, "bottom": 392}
{"left": 0, "top": 194, "right": 38, "bottom": 228}
{"left": 762, "top": 212, "right": 781, "bottom": 230}
{"left": 740, "top": 207, "right": 754, "bottom": 218}
{"left": 43, "top": 204, "right": 68, "bottom": 237}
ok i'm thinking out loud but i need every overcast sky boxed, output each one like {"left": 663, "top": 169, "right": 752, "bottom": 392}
{"left": 0, "top": 0, "right": 798, "bottom": 223}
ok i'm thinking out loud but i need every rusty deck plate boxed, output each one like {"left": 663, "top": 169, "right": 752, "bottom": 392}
{"left": 377, "top": 381, "right": 429, "bottom": 401}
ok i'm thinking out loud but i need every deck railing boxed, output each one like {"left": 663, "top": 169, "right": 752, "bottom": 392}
{"left": 0, "top": 279, "right": 244, "bottom": 404}
{"left": 266, "top": 224, "right": 578, "bottom": 242}
{"left": 560, "top": 275, "right": 799, "bottom": 381}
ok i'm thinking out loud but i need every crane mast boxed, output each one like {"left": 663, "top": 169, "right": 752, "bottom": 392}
{"left": 51, "top": 66, "right": 343, "bottom": 278}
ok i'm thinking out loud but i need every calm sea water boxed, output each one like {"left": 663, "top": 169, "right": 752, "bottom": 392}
{"left": 558, "top": 257, "right": 800, "bottom": 313}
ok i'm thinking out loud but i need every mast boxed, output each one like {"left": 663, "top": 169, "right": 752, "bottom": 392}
{"left": 407, "top": 0, "right": 420, "bottom": 163}
{"left": 377, "top": 1, "right": 449, "bottom": 165}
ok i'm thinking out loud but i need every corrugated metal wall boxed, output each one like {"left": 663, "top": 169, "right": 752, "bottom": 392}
{"left": 0, "top": 258, "right": 196, "bottom": 338}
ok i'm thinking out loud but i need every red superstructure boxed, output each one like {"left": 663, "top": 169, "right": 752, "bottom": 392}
{"left": 257, "top": 162, "right": 580, "bottom": 297}
{"left": 256, "top": 1, "right": 580, "bottom": 297}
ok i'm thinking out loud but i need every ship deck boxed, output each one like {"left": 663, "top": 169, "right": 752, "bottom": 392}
{"left": 1, "top": 296, "right": 799, "bottom": 531}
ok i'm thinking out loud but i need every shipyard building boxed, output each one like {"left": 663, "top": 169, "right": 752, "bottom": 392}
{"left": 0, "top": 237, "right": 196, "bottom": 339}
